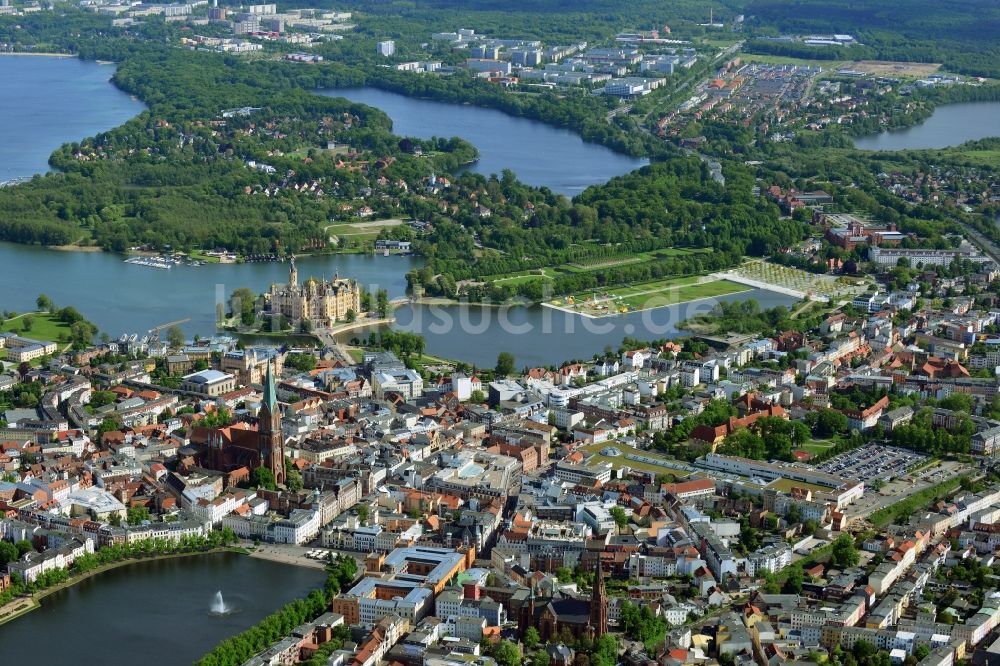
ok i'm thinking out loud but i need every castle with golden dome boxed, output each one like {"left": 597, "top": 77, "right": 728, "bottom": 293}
{"left": 265, "top": 256, "right": 361, "bottom": 328}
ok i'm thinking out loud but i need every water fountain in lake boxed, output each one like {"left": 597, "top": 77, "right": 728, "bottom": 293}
{"left": 210, "top": 590, "right": 229, "bottom": 615}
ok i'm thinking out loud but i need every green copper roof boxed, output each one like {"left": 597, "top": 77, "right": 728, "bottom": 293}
{"left": 263, "top": 362, "right": 277, "bottom": 411}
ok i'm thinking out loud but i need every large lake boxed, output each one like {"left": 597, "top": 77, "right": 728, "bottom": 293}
{"left": 0, "top": 553, "right": 324, "bottom": 666}
{"left": 320, "top": 87, "right": 648, "bottom": 196}
{"left": 0, "top": 55, "right": 144, "bottom": 181}
{"left": 0, "top": 242, "right": 417, "bottom": 337}
{"left": 0, "top": 57, "right": 793, "bottom": 365}
{"left": 346, "top": 289, "right": 798, "bottom": 368}
{"left": 853, "top": 101, "right": 1000, "bottom": 151}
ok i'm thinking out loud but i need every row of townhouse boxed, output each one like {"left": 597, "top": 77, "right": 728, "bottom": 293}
{"left": 6, "top": 536, "right": 94, "bottom": 582}
{"left": 223, "top": 508, "right": 321, "bottom": 545}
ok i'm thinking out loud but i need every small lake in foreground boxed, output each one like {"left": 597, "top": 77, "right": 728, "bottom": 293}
{"left": 319, "top": 87, "right": 648, "bottom": 196}
{"left": 853, "top": 101, "right": 1000, "bottom": 151}
{"left": 0, "top": 553, "right": 324, "bottom": 666}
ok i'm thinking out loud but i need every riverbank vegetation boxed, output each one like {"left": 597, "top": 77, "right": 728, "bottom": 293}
{"left": 195, "top": 553, "right": 357, "bottom": 666}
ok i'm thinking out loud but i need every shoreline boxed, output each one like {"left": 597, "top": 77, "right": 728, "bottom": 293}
{"left": 0, "top": 547, "right": 245, "bottom": 627}
{"left": 0, "top": 52, "right": 75, "bottom": 58}
{"left": 247, "top": 547, "right": 328, "bottom": 570}
{"left": 541, "top": 284, "right": 754, "bottom": 319}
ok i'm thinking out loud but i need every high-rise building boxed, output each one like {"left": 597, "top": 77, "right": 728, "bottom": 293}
{"left": 377, "top": 40, "right": 395, "bottom": 57}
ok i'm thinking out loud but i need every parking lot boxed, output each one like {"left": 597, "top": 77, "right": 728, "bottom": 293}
{"left": 816, "top": 443, "right": 927, "bottom": 483}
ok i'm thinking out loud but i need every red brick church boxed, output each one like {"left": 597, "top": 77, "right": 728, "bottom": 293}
{"left": 200, "top": 362, "right": 286, "bottom": 486}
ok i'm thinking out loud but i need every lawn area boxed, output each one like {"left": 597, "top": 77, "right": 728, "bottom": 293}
{"left": 489, "top": 270, "right": 555, "bottom": 287}
{"left": 556, "top": 247, "right": 707, "bottom": 274}
{"left": 946, "top": 149, "right": 1000, "bottom": 168}
{"left": 1, "top": 312, "right": 73, "bottom": 343}
{"left": 552, "top": 276, "right": 749, "bottom": 316}
{"left": 800, "top": 439, "right": 836, "bottom": 456}
{"left": 580, "top": 441, "right": 691, "bottom": 477}
{"left": 739, "top": 52, "right": 848, "bottom": 70}
{"left": 326, "top": 219, "right": 405, "bottom": 243}
{"left": 765, "top": 478, "right": 830, "bottom": 494}
{"left": 617, "top": 279, "right": 749, "bottom": 309}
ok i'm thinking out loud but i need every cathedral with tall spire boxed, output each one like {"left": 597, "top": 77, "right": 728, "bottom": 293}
{"left": 199, "top": 361, "right": 286, "bottom": 486}
{"left": 590, "top": 557, "right": 607, "bottom": 637}
{"left": 258, "top": 361, "right": 285, "bottom": 485}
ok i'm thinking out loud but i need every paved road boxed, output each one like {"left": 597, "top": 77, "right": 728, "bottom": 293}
{"left": 245, "top": 542, "right": 366, "bottom": 570}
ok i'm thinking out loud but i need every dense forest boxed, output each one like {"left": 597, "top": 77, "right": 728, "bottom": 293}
{"left": 0, "top": 0, "right": 999, "bottom": 280}
{"left": 744, "top": 0, "right": 1000, "bottom": 78}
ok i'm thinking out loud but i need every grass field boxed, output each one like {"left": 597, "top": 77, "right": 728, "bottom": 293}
{"left": 800, "top": 439, "right": 836, "bottom": 456}
{"left": 551, "top": 276, "right": 749, "bottom": 316}
{"left": 580, "top": 441, "right": 691, "bottom": 477}
{"left": 740, "top": 52, "right": 848, "bottom": 70}
{"left": 326, "top": 219, "right": 405, "bottom": 244}
{"left": 942, "top": 149, "right": 1000, "bottom": 168}
{"left": 765, "top": 478, "right": 830, "bottom": 494}
{"left": 1, "top": 312, "right": 73, "bottom": 343}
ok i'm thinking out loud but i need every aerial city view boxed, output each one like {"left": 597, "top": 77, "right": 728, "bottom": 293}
{"left": 3, "top": 0, "right": 1000, "bottom": 664}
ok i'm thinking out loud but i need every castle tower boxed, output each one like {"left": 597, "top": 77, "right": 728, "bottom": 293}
{"left": 259, "top": 362, "right": 286, "bottom": 484}
{"left": 590, "top": 557, "right": 607, "bottom": 637}
{"left": 289, "top": 255, "right": 298, "bottom": 288}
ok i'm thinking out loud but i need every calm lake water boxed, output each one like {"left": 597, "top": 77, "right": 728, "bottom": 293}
{"left": 0, "top": 57, "right": 791, "bottom": 365}
{"left": 320, "top": 87, "right": 648, "bottom": 196}
{"left": 0, "top": 553, "right": 324, "bottom": 666}
{"left": 0, "top": 242, "right": 417, "bottom": 337}
{"left": 853, "top": 101, "right": 1000, "bottom": 151}
{"left": 0, "top": 55, "right": 144, "bottom": 181}
{"left": 344, "top": 288, "right": 798, "bottom": 368}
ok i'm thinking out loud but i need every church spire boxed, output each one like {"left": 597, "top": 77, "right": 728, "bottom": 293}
{"left": 590, "top": 557, "right": 607, "bottom": 637}
{"left": 263, "top": 361, "right": 277, "bottom": 412}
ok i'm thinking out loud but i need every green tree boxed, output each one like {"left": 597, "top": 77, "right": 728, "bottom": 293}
{"left": 15, "top": 540, "right": 33, "bottom": 557}
{"left": 250, "top": 467, "right": 277, "bottom": 491}
{"left": 166, "top": 325, "right": 185, "bottom": 349}
{"left": 830, "top": 533, "right": 860, "bottom": 568}
{"left": 469, "top": 389, "right": 486, "bottom": 404}
{"left": 782, "top": 565, "right": 804, "bottom": 594}
{"left": 495, "top": 351, "right": 515, "bottom": 377}
{"left": 127, "top": 506, "right": 151, "bottom": 525}
{"left": 36, "top": 294, "right": 53, "bottom": 311}
{"left": 609, "top": 506, "right": 629, "bottom": 531}
{"left": 533, "top": 651, "right": 550, "bottom": 666}
{"left": 491, "top": 640, "right": 522, "bottom": 666}
{"left": 285, "top": 459, "right": 304, "bottom": 492}
{"left": 231, "top": 287, "right": 258, "bottom": 326}
{"left": 376, "top": 289, "right": 389, "bottom": 318}
{"left": 356, "top": 504, "right": 369, "bottom": 526}
{"left": 0, "top": 540, "right": 19, "bottom": 567}
{"left": 523, "top": 627, "right": 540, "bottom": 650}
